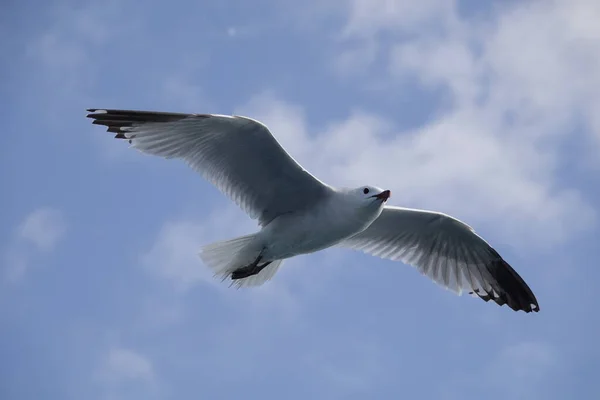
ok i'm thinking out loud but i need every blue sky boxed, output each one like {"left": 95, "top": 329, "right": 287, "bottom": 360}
{"left": 2, "top": 0, "right": 600, "bottom": 398}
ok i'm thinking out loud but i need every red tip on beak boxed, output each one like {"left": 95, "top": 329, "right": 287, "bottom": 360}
{"left": 374, "top": 189, "right": 391, "bottom": 202}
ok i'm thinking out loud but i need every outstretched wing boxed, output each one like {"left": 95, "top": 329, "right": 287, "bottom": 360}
{"left": 341, "top": 206, "right": 539, "bottom": 313}
{"left": 87, "top": 109, "right": 332, "bottom": 226}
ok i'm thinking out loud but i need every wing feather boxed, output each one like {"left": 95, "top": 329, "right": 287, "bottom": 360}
{"left": 87, "top": 109, "right": 332, "bottom": 226}
{"left": 341, "top": 206, "right": 540, "bottom": 313}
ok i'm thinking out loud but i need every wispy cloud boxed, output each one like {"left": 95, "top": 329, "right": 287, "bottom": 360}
{"left": 3, "top": 207, "right": 66, "bottom": 282}
{"left": 341, "top": 0, "right": 456, "bottom": 38}
{"left": 97, "top": 347, "right": 155, "bottom": 383}
{"left": 331, "top": 0, "right": 600, "bottom": 153}
{"left": 25, "top": 1, "right": 125, "bottom": 92}
{"left": 94, "top": 346, "right": 160, "bottom": 400}
{"left": 17, "top": 207, "right": 66, "bottom": 251}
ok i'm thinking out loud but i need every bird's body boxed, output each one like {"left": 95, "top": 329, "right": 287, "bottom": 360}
{"left": 200, "top": 186, "right": 389, "bottom": 284}
{"left": 260, "top": 188, "right": 385, "bottom": 259}
{"left": 87, "top": 108, "right": 540, "bottom": 313}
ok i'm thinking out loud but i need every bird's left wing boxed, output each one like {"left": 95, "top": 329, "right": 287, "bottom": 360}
{"left": 86, "top": 109, "right": 332, "bottom": 226}
{"left": 339, "top": 206, "right": 539, "bottom": 313}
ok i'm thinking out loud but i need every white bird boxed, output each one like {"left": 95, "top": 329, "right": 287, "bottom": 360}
{"left": 87, "top": 109, "right": 539, "bottom": 313}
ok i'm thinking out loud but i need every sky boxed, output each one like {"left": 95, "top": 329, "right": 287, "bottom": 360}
{"left": 1, "top": 0, "right": 600, "bottom": 398}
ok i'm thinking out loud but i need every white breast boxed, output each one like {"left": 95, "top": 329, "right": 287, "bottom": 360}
{"left": 259, "top": 192, "right": 383, "bottom": 260}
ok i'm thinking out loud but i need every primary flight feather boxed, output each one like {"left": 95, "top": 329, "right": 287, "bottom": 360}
{"left": 87, "top": 108, "right": 539, "bottom": 313}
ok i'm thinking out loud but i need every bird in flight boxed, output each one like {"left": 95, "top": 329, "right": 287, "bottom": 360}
{"left": 87, "top": 108, "right": 539, "bottom": 313}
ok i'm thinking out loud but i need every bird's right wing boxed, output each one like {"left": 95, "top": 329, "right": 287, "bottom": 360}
{"left": 87, "top": 109, "right": 332, "bottom": 226}
{"left": 340, "top": 206, "right": 539, "bottom": 313}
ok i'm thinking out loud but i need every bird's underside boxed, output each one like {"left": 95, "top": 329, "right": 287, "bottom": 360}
{"left": 86, "top": 108, "right": 540, "bottom": 314}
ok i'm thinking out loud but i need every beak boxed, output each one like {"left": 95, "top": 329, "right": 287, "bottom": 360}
{"left": 372, "top": 189, "right": 391, "bottom": 202}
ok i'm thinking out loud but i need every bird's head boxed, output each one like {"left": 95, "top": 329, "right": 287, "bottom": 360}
{"left": 336, "top": 186, "right": 391, "bottom": 226}
{"left": 351, "top": 185, "right": 391, "bottom": 208}
{"left": 340, "top": 186, "right": 391, "bottom": 226}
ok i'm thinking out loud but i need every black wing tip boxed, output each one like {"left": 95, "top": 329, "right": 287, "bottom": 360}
{"left": 85, "top": 108, "right": 195, "bottom": 135}
{"left": 86, "top": 109, "right": 105, "bottom": 119}
{"left": 471, "top": 290, "right": 540, "bottom": 313}
{"left": 470, "top": 258, "right": 540, "bottom": 313}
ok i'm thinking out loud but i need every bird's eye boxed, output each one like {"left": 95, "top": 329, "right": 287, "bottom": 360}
{"left": 363, "top": 188, "right": 369, "bottom": 194}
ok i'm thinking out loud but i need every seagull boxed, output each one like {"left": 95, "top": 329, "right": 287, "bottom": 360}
{"left": 87, "top": 108, "right": 540, "bottom": 313}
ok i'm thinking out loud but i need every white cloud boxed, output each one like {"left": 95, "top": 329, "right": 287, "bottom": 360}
{"left": 389, "top": 37, "right": 481, "bottom": 105}
{"left": 142, "top": 219, "right": 215, "bottom": 290}
{"left": 157, "top": 52, "right": 213, "bottom": 113}
{"left": 341, "top": 0, "right": 457, "bottom": 38}
{"left": 17, "top": 207, "right": 66, "bottom": 251}
{"left": 23, "top": 0, "right": 141, "bottom": 134}
{"left": 99, "top": 347, "right": 155, "bottom": 383}
{"left": 331, "top": 39, "right": 380, "bottom": 78}
{"left": 387, "top": 0, "right": 600, "bottom": 124}
{"left": 26, "top": 1, "right": 124, "bottom": 86}
{"left": 94, "top": 346, "right": 159, "bottom": 400}
{"left": 333, "top": 0, "right": 600, "bottom": 152}
{"left": 3, "top": 207, "right": 66, "bottom": 282}
{"left": 27, "top": 31, "right": 87, "bottom": 72}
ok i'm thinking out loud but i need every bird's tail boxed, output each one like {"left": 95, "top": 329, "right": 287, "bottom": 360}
{"left": 199, "top": 234, "right": 283, "bottom": 288}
